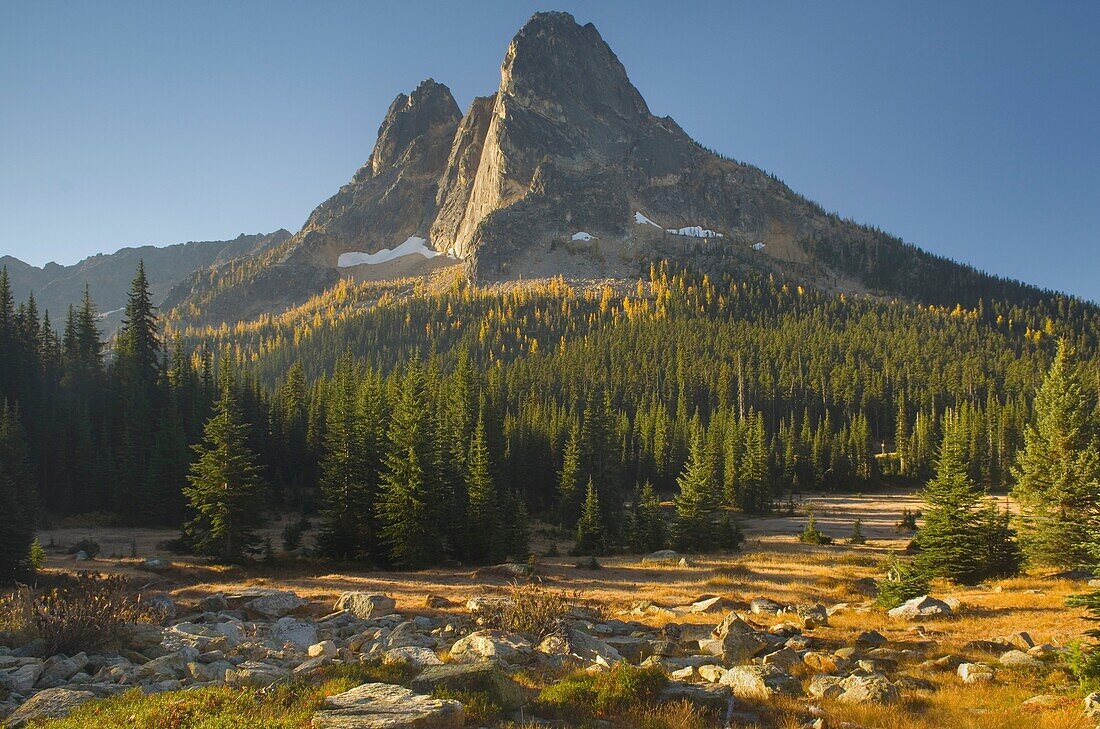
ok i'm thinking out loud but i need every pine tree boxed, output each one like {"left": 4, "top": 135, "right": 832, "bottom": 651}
{"left": 1012, "top": 340, "right": 1100, "bottom": 567}
{"left": 558, "top": 422, "right": 583, "bottom": 528}
{"left": 465, "top": 400, "right": 500, "bottom": 563}
{"left": 913, "top": 411, "right": 984, "bottom": 582}
{"left": 738, "top": 412, "right": 771, "bottom": 514}
{"left": 574, "top": 478, "right": 606, "bottom": 555}
{"left": 672, "top": 429, "right": 717, "bottom": 552}
{"left": 0, "top": 400, "right": 35, "bottom": 582}
{"left": 630, "top": 482, "right": 666, "bottom": 553}
{"left": 317, "top": 355, "right": 375, "bottom": 561}
{"left": 143, "top": 403, "right": 189, "bottom": 526}
{"left": 377, "top": 361, "right": 442, "bottom": 568}
{"left": 184, "top": 363, "right": 268, "bottom": 562}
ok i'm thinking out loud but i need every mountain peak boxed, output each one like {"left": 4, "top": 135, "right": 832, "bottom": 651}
{"left": 361, "top": 79, "right": 461, "bottom": 179}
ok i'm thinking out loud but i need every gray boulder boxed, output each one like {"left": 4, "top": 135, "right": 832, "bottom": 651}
{"left": 311, "top": 682, "right": 463, "bottom": 728}
{"left": 412, "top": 660, "right": 531, "bottom": 711}
{"left": 334, "top": 592, "right": 396, "bottom": 619}
{"left": 6, "top": 687, "right": 96, "bottom": 727}
{"left": 269, "top": 617, "right": 319, "bottom": 651}
{"left": 719, "top": 665, "right": 801, "bottom": 698}
{"left": 837, "top": 673, "right": 900, "bottom": 704}
{"left": 238, "top": 589, "right": 305, "bottom": 618}
{"left": 887, "top": 595, "right": 952, "bottom": 620}
{"left": 450, "top": 630, "right": 534, "bottom": 665}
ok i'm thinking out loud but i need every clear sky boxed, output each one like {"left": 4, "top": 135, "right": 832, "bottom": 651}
{"left": 2, "top": 1, "right": 1097, "bottom": 300}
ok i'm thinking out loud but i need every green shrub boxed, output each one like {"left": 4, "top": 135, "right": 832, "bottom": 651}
{"left": 1065, "top": 642, "right": 1100, "bottom": 692}
{"left": 28, "top": 538, "right": 45, "bottom": 570}
{"left": 847, "top": 519, "right": 866, "bottom": 545}
{"left": 895, "top": 509, "right": 920, "bottom": 532}
{"left": 537, "top": 663, "right": 667, "bottom": 721}
{"left": 874, "top": 553, "right": 930, "bottom": 609}
{"left": 798, "top": 510, "right": 833, "bottom": 545}
{"left": 282, "top": 515, "right": 311, "bottom": 551}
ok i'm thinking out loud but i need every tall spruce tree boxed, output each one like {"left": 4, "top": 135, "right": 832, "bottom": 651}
{"left": 672, "top": 429, "right": 718, "bottom": 552}
{"left": 465, "top": 399, "right": 500, "bottom": 563}
{"left": 0, "top": 400, "right": 35, "bottom": 582}
{"left": 184, "top": 362, "right": 267, "bottom": 562}
{"left": 630, "top": 481, "right": 666, "bottom": 553}
{"left": 317, "top": 355, "right": 375, "bottom": 560}
{"left": 377, "top": 361, "right": 442, "bottom": 568}
{"left": 1012, "top": 340, "right": 1100, "bottom": 567}
{"left": 558, "top": 422, "right": 582, "bottom": 527}
{"left": 575, "top": 478, "right": 606, "bottom": 555}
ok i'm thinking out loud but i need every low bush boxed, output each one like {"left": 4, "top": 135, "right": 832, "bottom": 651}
{"left": 473, "top": 582, "right": 574, "bottom": 641}
{"left": 65, "top": 538, "right": 101, "bottom": 558}
{"left": 26, "top": 572, "right": 159, "bottom": 654}
{"left": 874, "top": 553, "right": 930, "bottom": 609}
{"left": 798, "top": 511, "right": 833, "bottom": 545}
{"left": 537, "top": 663, "right": 667, "bottom": 722}
{"left": 282, "top": 515, "right": 311, "bottom": 551}
{"left": 1064, "top": 643, "right": 1100, "bottom": 692}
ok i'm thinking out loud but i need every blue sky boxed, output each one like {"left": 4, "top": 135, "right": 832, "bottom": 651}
{"left": 2, "top": 1, "right": 1097, "bottom": 301}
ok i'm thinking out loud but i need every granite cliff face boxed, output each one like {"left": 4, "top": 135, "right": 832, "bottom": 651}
{"left": 169, "top": 12, "right": 925, "bottom": 325}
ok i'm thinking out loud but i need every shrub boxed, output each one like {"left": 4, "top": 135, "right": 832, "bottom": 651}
{"left": 798, "top": 510, "right": 833, "bottom": 545}
{"left": 1065, "top": 643, "right": 1100, "bottom": 692}
{"left": 847, "top": 519, "right": 866, "bottom": 545}
{"left": 895, "top": 509, "right": 920, "bottom": 532}
{"left": 717, "top": 515, "right": 744, "bottom": 551}
{"left": 537, "top": 663, "right": 667, "bottom": 721}
{"left": 29, "top": 572, "right": 160, "bottom": 654}
{"left": 874, "top": 553, "right": 930, "bottom": 609}
{"left": 431, "top": 688, "right": 501, "bottom": 723}
{"left": 475, "top": 582, "right": 574, "bottom": 641}
{"left": 282, "top": 516, "right": 311, "bottom": 552}
{"left": 66, "top": 538, "right": 100, "bottom": 558}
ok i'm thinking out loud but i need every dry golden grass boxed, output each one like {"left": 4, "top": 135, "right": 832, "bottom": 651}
{"left": 33, "top": 491, "right": 1095, "bottom": 728}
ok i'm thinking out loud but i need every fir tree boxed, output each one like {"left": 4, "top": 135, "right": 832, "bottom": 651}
{"left": 630, "top": 482, "right": 666, "bottom": 553}
{"left": 672, "top": 429, "right": 717, "bottom": 552}
{"left": 465, "top": 399, "right": 500, "bottom": 563}
{"left": 0, "top": 400, "right": 35, "bottom": 582}
{"left": 377, "top": 361, "right": 442, "bottom": 568}
{"left": 184, "top": 363, "right": 268, "bottom": 562}
{"left": 1012, "top": 340, "right": 1100, "bottom": 567}
{"left": 558, "top": 422, "right": 582, "bottom": 528}
{"left": 574, "top": 478, "right": 606, "bottom": 555}
{"left": 317, "top": 355, "right": 375, "bottom": 561}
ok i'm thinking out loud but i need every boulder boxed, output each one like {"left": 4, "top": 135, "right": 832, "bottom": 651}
{"left": 269, "top": 617, "right": 319, "bottom": 651}
{"left": 1085, "top": 692, "right": 1100, "bottom": 717}
{"left": 5, "top": 687, "right": 96, "bottom": 727}
{"left": 698, "top": 664, "right": 727, "bottom": 683}
{"left": 998, "top": 650, "right": 1042, "bottom": 669}
{"left": 411, "top": 660, "right": 531, "bottom": 711}
{"left": 334, "top": 592, "right": 397, "bottom": 619}
{"left": 641, "top": 550, "right": 680, "bottom": 565}
{"left": 603, "top": 636, "right": 654, "bottom": 664}
{"left": 957, "top": 662, "right": 995, "bottom": 684}
{"left": 383, "top": 647, "right": 443, "bottom": 668}
{"left": 749, "top": 598, "right": 784, "bottom": 615}
{"left": 537, "top": 629, "right": 621, "bottom": 664}
{"left": 7, "top": 661, "right": 44, "bottom": 693}
{"left": 719, "top": 665, "right": 801, "bottom": 698}
{"left": 837, "top": 673, "right": 899, "bottom": 704}
{"left": 311, "top": 682, "right": 463, "bottom": 728}
{"left": 239, "top": 589, "right": 306, "bottom": 618}
{"left": 118, "top": 622, "right": 165, "bottom": 652}
{"left": 199, "top": 593, "right": 230, "bottom": 613}
{"left": 309, "top": 641, "right": 339, "bottom": 659}
{"left": 888, "top": 595, "right": 952, "bottom": 620}
{"left": 807, "top": 674, "right": 845, "bottom": 699}
{"left": 689, "top": 596, "right": 729, "bottom": 613}
{"left": 225, "top": 661, "right": 290, "bottom": 687}
{"left": 37, "top": 652, "right": 88, "bottom": 687}
{"left": 761, "top": 647, "right": 801, "bottom": 670}
{"left": 855, "top": 630, "right": 888, "bottom": 647}
{"left": 383, "top": 621, "right": 437, "bottom": 650}
{"left": 657, "top": 681, "right": 732, "bottom": 711}
{"left": 450, "top": 630, "right": 534, "bottom": 665}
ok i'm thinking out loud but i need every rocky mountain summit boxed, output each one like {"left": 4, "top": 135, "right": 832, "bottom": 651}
{"left": 167, "top": 11, "right": 1057, "bottom": 327}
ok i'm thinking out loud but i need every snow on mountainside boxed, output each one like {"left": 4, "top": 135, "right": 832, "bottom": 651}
{"left": 337, "top": 237, "right": 447, "bottom": 268}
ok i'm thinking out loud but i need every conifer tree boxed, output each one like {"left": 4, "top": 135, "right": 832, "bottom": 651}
{"left": 143, "top": 402, "right": 189, "bottom": 526}
{"left": 465, "top": 399, "right": 500, "bottom": 563}
{"left": 1012, "top": 340, "right": 1100, "bottom": 567}
{"left": 377, "top": 361, "right": 442, "bottom": 568}
{"left": 317, "top": 355, "right": 375, "bottom": 560}
{"left": 574, "top": 478, "right": 606, "bottom": 555}
{"left": 558, "top": 422, "right": 582, "bottom": 527}
{"left": 0, "top": 400, "right": 35, "bottom": 582}
{"left": 630, "top": 481, "right": 666, "bottom": 553}
{"left": 913, "top": 411, "right": 984, "bottom": 582}
{"left": 672, "top": 429, "right": 717, "bottom": 552}
{"left": 738, "top": 412, "right": 771, "bottom": 514}
{"left": 184, "top": 363, "right": 267, "bottom": 562}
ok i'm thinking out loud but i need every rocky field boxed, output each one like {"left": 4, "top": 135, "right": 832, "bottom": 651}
{"left": 2, "top": 493, "right": 1098, "bottom": 728}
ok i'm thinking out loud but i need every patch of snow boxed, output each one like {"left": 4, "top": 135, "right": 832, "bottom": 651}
{"left": 752, "top": 242, "right": 766, "bottom": 251}
{"left": 666, "top": 226, "right": 724, "bottom": 239}
{"left": 571, "top": 232, "right": 594, "bottom": 241}
{"left": 337, "top": 237, "right": 444, "bottom": 268}
{"left": 634, "top": 212, "right": 661, "bottom": 228}
{"left": 97, "top": 307, "right": 124, "bottom": 320}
